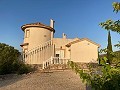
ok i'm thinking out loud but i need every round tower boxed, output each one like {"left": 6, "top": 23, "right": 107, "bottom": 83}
{"left": 20, "top": 20, "right": 55, "bottom": 52}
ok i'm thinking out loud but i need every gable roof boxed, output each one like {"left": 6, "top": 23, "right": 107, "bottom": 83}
{"left": 65, "top": 38, "right": 100, "bottom": 47}
{"left": 53, "top": 38, "right": 73, "bottom": 48}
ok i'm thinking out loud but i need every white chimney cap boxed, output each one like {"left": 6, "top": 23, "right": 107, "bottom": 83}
{"left": 50, "top": 19, "right": 55, "bottom": 28}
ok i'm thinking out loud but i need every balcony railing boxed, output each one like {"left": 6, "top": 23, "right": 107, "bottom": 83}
{"left": 43, "top": 57, "right": 70, "bottom": 69}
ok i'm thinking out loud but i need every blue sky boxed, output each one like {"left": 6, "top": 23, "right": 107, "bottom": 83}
{"left": 0, "top": 0, "right": 120, "bottom": 51}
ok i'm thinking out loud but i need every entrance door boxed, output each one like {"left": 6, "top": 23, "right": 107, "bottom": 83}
{"left": 55, "top": 50, "right": 64, "bottom": 58}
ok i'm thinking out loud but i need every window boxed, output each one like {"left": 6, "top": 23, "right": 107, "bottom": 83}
{"left": 25, "top": 29, "right": 30, "bottom": 38}
{"left": 24, "top": 49, "right": 28, "bottom": 53}
{"left": 56, "top": 54, "right": 59, "bottom": 57}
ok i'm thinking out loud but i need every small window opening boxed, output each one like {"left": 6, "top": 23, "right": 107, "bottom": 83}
{"left": 25, "top": 30, "right": 30, "bottom": 38}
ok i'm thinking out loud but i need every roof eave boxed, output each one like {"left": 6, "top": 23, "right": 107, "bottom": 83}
{"left": 21, "top": 23, "right": 55, "bottom": 33}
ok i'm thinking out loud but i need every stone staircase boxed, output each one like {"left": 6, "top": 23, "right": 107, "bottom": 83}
{"left": 22, "top": 40, "right": 54, "bottom": 64}
{"left": 22, "top": 40, "right": 70, "bottom": 70}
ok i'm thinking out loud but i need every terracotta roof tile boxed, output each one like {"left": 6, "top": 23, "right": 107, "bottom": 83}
{"left": 66, "top": 38, "right": 100, "bottom": 47}
{"left": 21, "top": 22, "right": 55, "bottom": 32}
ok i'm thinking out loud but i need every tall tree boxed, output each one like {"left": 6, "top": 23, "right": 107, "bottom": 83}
{"left": 107, "top": 31, "right": 113, "bottom": 64}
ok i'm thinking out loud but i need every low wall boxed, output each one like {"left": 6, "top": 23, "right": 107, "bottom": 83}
{"left": 73, "top": 62, "right": 99, "bottom": 69}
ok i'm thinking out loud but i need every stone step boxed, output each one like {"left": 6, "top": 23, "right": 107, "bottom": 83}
{"left": 41, "top": 69, "right": 71, "bottom": 73}
{"left": 30, "top": 64, "right": 70, "bottom": 73}
{"left": 44, "top": 64, "right": 69, "bottom": 70}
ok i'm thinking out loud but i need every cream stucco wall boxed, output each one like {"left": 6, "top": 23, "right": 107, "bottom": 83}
{"left": 64, "top": 47, "right": 71, "bottom": 59}
{"left": 53, "top": 38, "right": 72, "bottom": 48}
{"left": 21, "top": 23, "right": 55, "bottom": 64}
{"left": 21, "top": 22, "right": 100, "bottom": 65}
{"left": 70, "top": 40, "right": 99, "bottom": 63}
{"left": 53, "top": 38, "right": 72, "bottom": 59}
{"left": 23, "top": 27, "right": 52, "bottom": 51}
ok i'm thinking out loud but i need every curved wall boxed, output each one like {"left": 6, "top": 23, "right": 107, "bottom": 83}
{"left": 24, "top": 27, "right": 51, "bottom": 50}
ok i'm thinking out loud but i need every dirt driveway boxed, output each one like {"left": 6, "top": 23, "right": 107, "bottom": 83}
{"left": 0, "top": 70, "right": 86, "bottom": 90}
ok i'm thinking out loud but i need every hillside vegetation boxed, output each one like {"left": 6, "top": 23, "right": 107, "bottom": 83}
{"left": 100, "top": 50, "right": 120, "bottom": 64}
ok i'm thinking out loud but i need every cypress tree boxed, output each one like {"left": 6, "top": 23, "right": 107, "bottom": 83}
{"left": 107, "top": 31, "right": 113, "bottom": 64}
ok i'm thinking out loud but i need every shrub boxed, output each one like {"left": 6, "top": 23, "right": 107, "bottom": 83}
{"left": 68, "top": 61, "right": 120, "bottom": 90}
{"left": 17, "top": 63, "right": 33, "bottom": 75}
{"left": 0, "top": 43, "right": 20, "bottom": 74}
{"left": 0, "top": 43, "right": 34, "bottom": 75}
{"left": 12, "top": 60, "right": 33, "bottom": 75}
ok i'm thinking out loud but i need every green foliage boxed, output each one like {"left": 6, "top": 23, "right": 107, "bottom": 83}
{"left": 99, "top": 19, "right": 120, "bottom": 34}
{"left": 12, "top": 60, "right": 33, "bottom": 75}
{"left": 0, "top": 43, "right": 20, "bottom": 74}
{"left": 17, "top": 62, "right": 33, "bottom": 75}
{"left": 99, "top": 57, "right": 108, "bottom": 65}
{"left": 107, "top": 31, "right": 113, "bottom": 64}
{"left": 99, "top": 48, "right": 116, "bottom": 65}
{"left": 0, "top": 43, "right": 33, "bottom": 75}
{"left": 99, "top": 49, "right": 120, "bottom": 64}
{"left": 68, "top": 61, "right": 120, "bottom": 90}
{"left": 99, "top": 2, "right": 120, "bottom": 33}
{"left": 111, "top": 50, "right": 120, "bottom": 64}
{"left": 112, "top": 2, "right": 120, "bottom": 13}
{"left": 100, "top": 2, "right": 120, "bottom": 33}
{"left": 114, "top": 41, "right": 120, "bottom": 49}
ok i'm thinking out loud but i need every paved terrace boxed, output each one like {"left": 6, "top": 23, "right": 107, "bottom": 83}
{"left": 0, "top": 70, "right": 86, "bottom": 90}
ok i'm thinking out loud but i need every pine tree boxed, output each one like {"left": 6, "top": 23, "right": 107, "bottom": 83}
{"left": 107, "top": 31, "right": 113, "bottom": 64}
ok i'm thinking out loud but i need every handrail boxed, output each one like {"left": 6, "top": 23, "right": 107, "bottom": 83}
{"left": 23, "top": 40, "right": 52, "bottom": 55}
{"left": 43, "top": 57, "right": 70, "bottom": 69}
{"left": 22, "top": 40, "right": 53, "bottom": 64}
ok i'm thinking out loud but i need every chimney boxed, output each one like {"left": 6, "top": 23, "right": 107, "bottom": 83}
{"left": 63, "top": 33, "right": 67, "bottom": 39}
{"left": 50, "top": 19, "right": 55, "bottom": 28}
{"left": 50, "top": 19, "right": 55, "bottom": 40}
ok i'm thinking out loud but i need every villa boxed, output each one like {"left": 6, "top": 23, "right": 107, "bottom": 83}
{"left": 20, "top": 19, "right": 100, "bottom": 69}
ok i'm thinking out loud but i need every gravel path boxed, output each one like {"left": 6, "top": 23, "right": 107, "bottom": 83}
{"left": 0, "top": 70, "right": 86, "bottom": 90}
